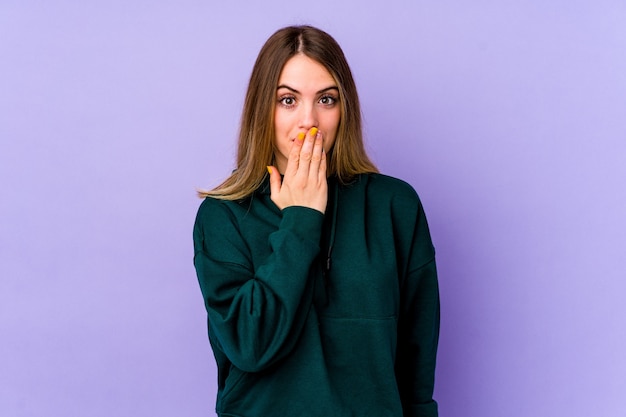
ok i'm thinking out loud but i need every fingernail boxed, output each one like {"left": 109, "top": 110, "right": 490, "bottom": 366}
{"left": 267, "top": 166, "right": 272, "bottom": 175}
{"left": 297, "top": 132, "right": 305, "bottom": 141}
{"left": 310, "top": 127, "right": 318, "bottom": 137}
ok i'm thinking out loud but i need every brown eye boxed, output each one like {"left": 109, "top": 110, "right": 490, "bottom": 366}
{"left": 279, "top": 96, "right": 296, "bottom": 107}
{"left": 319, "top": 95, "right": 337, "bottom": 106}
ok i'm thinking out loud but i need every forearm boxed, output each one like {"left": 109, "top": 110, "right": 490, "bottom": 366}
{"left": 194, "top": 203, "right": 324, "bottom": 371}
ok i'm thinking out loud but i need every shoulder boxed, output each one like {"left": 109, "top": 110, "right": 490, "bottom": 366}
{"left": 194, "top": 196, "right": 244, "bottom": 236}
{"left": 364, "top": 173, "right": 419, "bottom": 196}
{"left": 362, "top": 174, "right": 435, "bottom": 260}
{"left": 196, "top": 193, "right": 255, "bottom": 216}
{"left": 196, "top": 196, "right": 232, "bottom": 218}
{"left": 356, "top": 173, "right": 423, "bottom": 210}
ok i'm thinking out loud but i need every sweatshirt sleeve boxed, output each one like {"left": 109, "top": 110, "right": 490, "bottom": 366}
{"left": 193, "top": 198, "right": 324, "bottom": 373}
{"left": 395, "top": 197, "right": 440, "bottom": 417}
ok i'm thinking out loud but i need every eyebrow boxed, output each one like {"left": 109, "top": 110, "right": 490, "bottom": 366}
{"left": 277, "top": 85, "right": 339, "bottom": 94}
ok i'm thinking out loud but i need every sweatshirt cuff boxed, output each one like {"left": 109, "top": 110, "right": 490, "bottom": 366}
{"left": 280, "top": 206, "right": 324, "bottom": 244}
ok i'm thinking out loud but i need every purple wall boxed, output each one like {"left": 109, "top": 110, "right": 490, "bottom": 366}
{"left": 1, "top": 1, "right": 625, "bottom": 416}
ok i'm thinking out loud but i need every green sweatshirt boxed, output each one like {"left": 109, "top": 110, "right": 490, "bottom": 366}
{"left": 193, "top": 173, "right": 440, "bottom": 417}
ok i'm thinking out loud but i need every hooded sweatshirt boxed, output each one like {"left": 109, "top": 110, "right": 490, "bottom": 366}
{"left": 193, "top": 173, "right": 440, "bottom": 417}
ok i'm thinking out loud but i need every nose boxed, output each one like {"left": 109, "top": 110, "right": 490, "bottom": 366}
{"left": 298, "top": 102, "right": 318, "bottom": 131}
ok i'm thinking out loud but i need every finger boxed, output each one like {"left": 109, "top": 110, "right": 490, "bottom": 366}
{"left": 267, "top": 165, "right": 282, "bottom": 194}
{"left": 309, "top": 130, "right": 324, "bottom": 179}
{"left": 267, "top": 166, "right": 282, "bottom": 199}
{"left": 285, "top": 132, "right": 304, "bottom": 177}
{"left": 318, "top": 145, "right": 327, "bottom": 181}
{"left": 297, "top": 127, "right": 317, "bottom": 177}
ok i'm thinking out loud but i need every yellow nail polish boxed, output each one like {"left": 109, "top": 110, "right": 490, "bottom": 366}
{"left": 310, "top": 127, "right": 318, "bottom": 137}
{"left": 267, "top": 166, "right": 272, "bottom": 175}
{"left": 297, "top": 132, "right": 306, "bottom": 140}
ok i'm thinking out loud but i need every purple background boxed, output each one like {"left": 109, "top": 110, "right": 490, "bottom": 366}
{"left": 1, "top": 1, "right": 625, "bottom": 416}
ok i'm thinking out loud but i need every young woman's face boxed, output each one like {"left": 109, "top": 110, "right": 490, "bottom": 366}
{"left": 273, "top": 54, "right": 341, "bottom": 173}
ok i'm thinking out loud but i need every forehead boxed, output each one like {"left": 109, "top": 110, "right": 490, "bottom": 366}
{"left": 278, "top": 54, "right": 336, "bottom": 88}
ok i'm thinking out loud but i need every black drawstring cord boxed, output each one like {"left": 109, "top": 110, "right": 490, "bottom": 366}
{"left": 323, "top": 183, "right": 339, "bottom": 305}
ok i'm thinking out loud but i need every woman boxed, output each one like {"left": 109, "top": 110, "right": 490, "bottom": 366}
{"left": 193, "top": 25, "right": 440, "bottom": 417}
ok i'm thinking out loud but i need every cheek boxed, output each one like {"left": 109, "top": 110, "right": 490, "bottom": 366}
{"left": 324, "top": 125, "right": 339, "bottom": 151}
{"left": 320, "top": 106, "right": 339, "bottom": 126}
{"left": 326, "top": 111, "right": 341, "bottom": 141}
{"left": 274, "top": 107, "right": 290, "bottom": 129}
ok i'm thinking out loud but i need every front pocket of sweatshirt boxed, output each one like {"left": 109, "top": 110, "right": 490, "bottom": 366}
{"left": 318, "top": 315, "right": 402, "bottom": 416}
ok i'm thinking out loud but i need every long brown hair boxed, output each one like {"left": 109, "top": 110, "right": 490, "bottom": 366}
{"left": 200, "top": 25, "right": 377, "bottom": 200}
